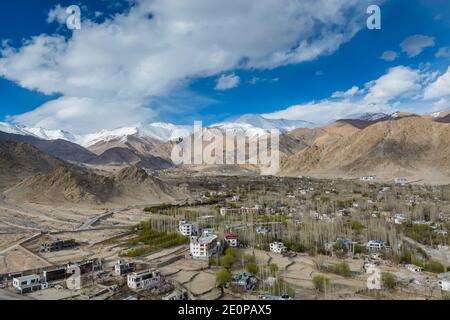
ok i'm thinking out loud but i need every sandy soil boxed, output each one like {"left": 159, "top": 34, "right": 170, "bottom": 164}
{"left": 0, "top": 246, "right": 51, "bottom": 274}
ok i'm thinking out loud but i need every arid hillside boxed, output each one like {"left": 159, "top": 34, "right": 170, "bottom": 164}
{"left": 281, "top": 116, "right": 450, "bottom": 183}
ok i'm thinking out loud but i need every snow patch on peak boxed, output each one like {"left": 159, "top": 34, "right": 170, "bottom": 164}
{"left": 340, "top": 112, "right": 390, "bottom": 121}
{"left": 235, "top": 114, "right": 317, "bottom": 132}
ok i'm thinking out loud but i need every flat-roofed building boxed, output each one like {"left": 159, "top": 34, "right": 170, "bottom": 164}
{"left": 127, "top": 269, "right": 162, "bottom": 290}
{"left": 13, "top": 274, "right": 42, "bottom": 294}
{"left": 224, "top": 232, "right": 238, "bottom": 247}
{"left": 190, "top": 232, "right": 219, "bottom": 259}
{"left": 179, "top": 219, "right": 195, "bottom": 237}
{"left": 40, "top": 238, "right": 77, "bottom": 252}
{"left": 115, "top": 260, "right": 136, "bottom": 276}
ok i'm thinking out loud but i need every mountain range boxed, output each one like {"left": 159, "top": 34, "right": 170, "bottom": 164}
{"left": 2, "top": 110, "right": 450, "bottom": 191}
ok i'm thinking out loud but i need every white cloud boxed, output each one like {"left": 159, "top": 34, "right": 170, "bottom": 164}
{"left": 263, "top": 99, "right": 395, "bottom": 124}
{"left": 400, "top": 35, "right": 435, "bottom": 57}
{"left": 364, "top": 66, "right": 421, "bottom": 103}
{"left": 47, "top": 4, "right": 68, "bottom": 25}
{"left": 380, "top": 50, "right": 398, "bottom": 61}
{"left": 424, "top": 67, "right": 450, "bottom": 100}
{"left": 0, "top": 0, "right": 374, "bottom": 133}
{"left": 249, "top": 77, "right": 279, "bottom": 85}
{"left": 332, "top": 85, "right": 360, "bottom": 98}
{"left": 215, "top": 74, "right": 240, "bottom": 91}
{"left": 9, "top": 96, "right": 156, "bottom": 134}
{"left": 436, "top": 47, "right": 450, "bottom": 58}
{"left": 263, "top": 66, "right": 427, "bottom": 123}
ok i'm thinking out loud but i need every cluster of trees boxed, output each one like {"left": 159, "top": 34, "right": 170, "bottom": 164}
{"left": 125, "top": 222, "right": 189, "bottom": 257}
{"left": 211, "top": 248, "right": 259, "bottom": 274}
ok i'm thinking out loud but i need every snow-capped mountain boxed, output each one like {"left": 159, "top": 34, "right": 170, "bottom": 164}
{"left": 0, "top": 122, "right": 194, "bottom": 147}
{"left": 339, "top": 112, "right": 391, "bottom": 122}
{"left": 234, "top": 114, "right": 317, "bottom": 131}
{"left": 209, "top": 122, "right": 270, "bottom": 137}
{"left": 24, "top": 127, "right": 77, "bottom": 142}
{"left": 0, "top": 115, "right": 315, "bottom": 147}
{"left": 0, "top": 122, "right": 77, "bottom": 141}
{"left": 78, "top": 123, "right": 194, "bottom": 147}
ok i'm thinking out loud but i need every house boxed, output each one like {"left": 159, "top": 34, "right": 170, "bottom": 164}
{"left": 127, "top": 269, "right": 162, "bottom": 290}
{"left": 13, "top": 275, "right": 42, "bottom": 294}
{"left": 434, "top": 229, "right": 449, "bottom": 236}
{"left": 179, "top": 219, "right": 195, "bottom": 237}
{"left": 394, "top": 214, "right": 407, "bottom": 225}
{"left": 336, "top": 238, "right": 353, "bottom": 250}
{"left": 224, "top": 232, "right": 238, "bottom": 247}
{"left": 42, "top": 267, "right": 67, "bottom": 283}
{"left": 231, "top": 272, "right": 258, "bottom": 291}
{"left": 270, "top": 242, "right": 287, "bottom": 254}
{"left": 366, "top": 240, "right": 387, "bottom": 251}
{"left": 337, "top": 209, "right": 351, "bottom": 217}
{"left": 114, "top": 260, "right": 136, "bottom": 276}
{"left": 40, "top": 238, "right": 77, "bottom": 252}
{"left": 405, "top": 264, "right": 423, "bottom": 273}
{"left": 190, "top": 231, "right": 219, "bottom": 259}
{"left": 360, "top": 176, "right": 377, "bottom": 182}
{"left": 395, "top": 177, "right": 408, "bottom": 185}
{"left": 220, "top": 207, "right": 261, "bottom": 216}
{"left": 438, "top": 273, "right": 450, "bottom": 292}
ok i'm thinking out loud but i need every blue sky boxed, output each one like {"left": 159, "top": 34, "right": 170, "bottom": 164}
{"left": 0, "top": 0, "right": 449, "bottom": 133}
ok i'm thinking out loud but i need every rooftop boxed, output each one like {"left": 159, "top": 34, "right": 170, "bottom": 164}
{"left": 192, "top": 234, "right": 218, "bottom": 244}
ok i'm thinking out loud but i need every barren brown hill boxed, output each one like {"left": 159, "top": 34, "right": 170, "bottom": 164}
{"left": 3, "top": 162, "right": 182, "bottom": 206}
{"left": 88, "top": 134, "right": 162, "bottom": 156}
{"left": 4, "top": 165, "right": 117, "bottom": 205}
{"left": 113, "top": 166, "right": 182, "bottom": 205}
{"left": 0, "top": 131, "right": 98, "bottom": 163}
{"left": 0, "top": 139, "right": 63, "bottom": 190}
{"left": 280, "top": 117, "right": 450, "bottom": 184}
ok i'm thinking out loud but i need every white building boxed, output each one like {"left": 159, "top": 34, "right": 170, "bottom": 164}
{"left": 114, "top": 260, "right": 136, "bottom": 276}
{"left": 190, "top": 232, "right": 219, "bottom": 259}
{"left": 366, "top": 240, "right": 387, "bottom": 251}
{"left": 394, "top": 214, "right": 407, "bottom": 225}
{"left": 270, "top": 242, "right": 287, "bottom": 254}
{"left": 360, "top": 176, "right": 376, "bottom": 182}
{"left": 127, "top": 269, "right": 162, "bottom": 290}
{"left": 395, "top": 177, "right": 407, "bottom": 185}
{"left": 220, "top": 207, "right": 261, "bottom": 216}
{"left": 179, "top": 219, "right": 195, "bottom": 237}
{"left": 13, "top": 274, "right": 42, "bottom": 294}
{"left": 224, "top": 233, "right": 238, "bottom": 247}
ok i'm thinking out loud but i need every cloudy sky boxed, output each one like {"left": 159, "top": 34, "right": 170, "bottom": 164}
{"left": 0, "top": 0, "right": 450, "bottom": 133}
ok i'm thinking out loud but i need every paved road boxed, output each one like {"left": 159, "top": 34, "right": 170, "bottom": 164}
{"left": 76, "top": 210, "right": 115, "bottom": 231}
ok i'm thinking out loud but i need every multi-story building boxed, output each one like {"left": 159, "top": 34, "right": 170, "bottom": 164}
{"left": 220, "top": 207, "right": 261, "bottom": 216}
{"left": 13, "top": 275, "right": 42, "bottom": 294}
{"left": 190, "top": 232, "right": 219, "bottom": 259}
{"left": 366, "top": 240, "right": 387, "bottom": 251}
{"left": 127, "top": 269, "right": 162, "bottom": 290}
{"left": 179, "top": 219, "right": 196, "bottom": 237}
{"left": 115, "top": 260, "right": 136, "bottom": 276}
{"left": 40, "top": 238, "right": 77, "bottom": 252}
{"left": 224, "top": 232, "right": 238, "bottom": 247}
